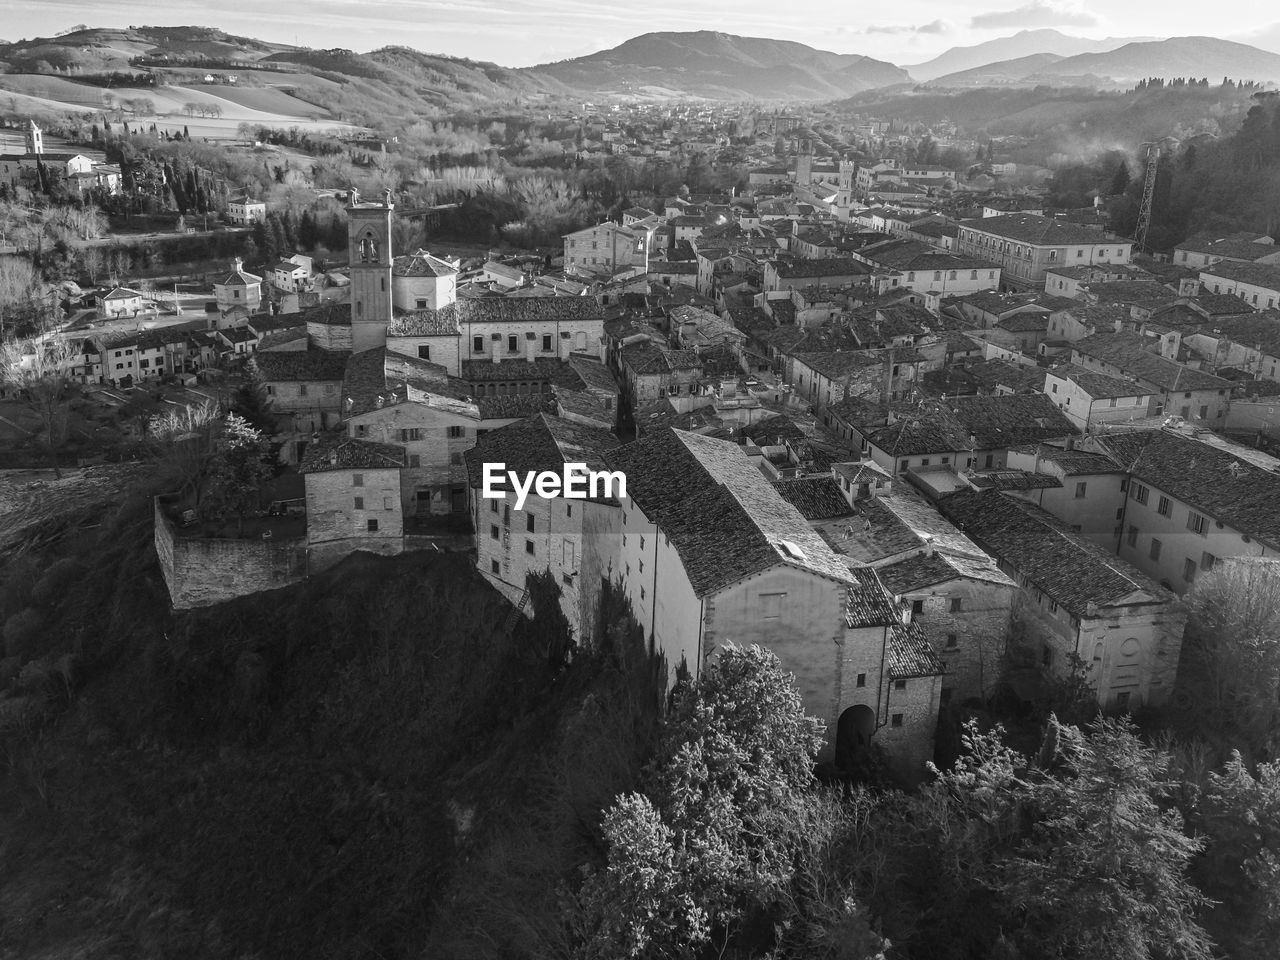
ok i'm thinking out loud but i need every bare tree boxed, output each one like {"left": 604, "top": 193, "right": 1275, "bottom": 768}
{"left": 0, "top": 337, "right": 79, "bottom": 478}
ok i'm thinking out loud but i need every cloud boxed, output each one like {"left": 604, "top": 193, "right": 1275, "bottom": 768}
{"left": 970, "top": 1, "right": 1099, "bottom": 29}
{"left": 865, "top": 20, "right": 950, "bottom": 35}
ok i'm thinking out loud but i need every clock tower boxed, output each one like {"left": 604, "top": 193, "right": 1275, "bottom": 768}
{"left": 347, "top": 187, "right": 394, "bottom": 353}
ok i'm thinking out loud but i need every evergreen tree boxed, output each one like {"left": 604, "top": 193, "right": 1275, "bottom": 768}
{"left": 1109, "top": 159, "right": 1132, "bottom": 195}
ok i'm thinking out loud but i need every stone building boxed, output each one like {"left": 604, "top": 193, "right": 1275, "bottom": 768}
{"left": 301, "top": 435, "right": 406, "bottom": 570}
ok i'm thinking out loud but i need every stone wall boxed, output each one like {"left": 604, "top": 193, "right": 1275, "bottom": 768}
{"left": 154, "top": 498, "right": 308, "bottom": 609}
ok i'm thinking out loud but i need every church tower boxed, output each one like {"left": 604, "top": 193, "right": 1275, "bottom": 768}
{"left": 347, "top": 188, "right": 394, "bottom": 353}
{"left": 24, "top": 120, "right": 43, "bottom": 156}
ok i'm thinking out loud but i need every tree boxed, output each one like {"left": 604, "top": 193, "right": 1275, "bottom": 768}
{"left": 1182, "top": 560, "right": 1280, "bottom": 761}
{"left": 1199, "top": 753, "right": 1280, "bottom": 959}
{"left": 198, "top": 413, "right": 274, "bottom": 535}
{"left": 0, "top": 337, "right": 78, "bottom": 478}
{"left": 571, "top": 644, "right": 834, "bottom": 958}
{"left": 842, "top": 718, "right": 1213, "bottom": 960}
{"left": 1109, "top": 160, "right": 1132, "bottom": 195}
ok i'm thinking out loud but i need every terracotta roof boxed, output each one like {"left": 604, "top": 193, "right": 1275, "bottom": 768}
{"left": 1096, "top": 429, "right": 1280, "bottom": 547}
{"left": 770, "top": 257, "right": 873, "bottom": 280}
{"left": 1200, "top": 260, "right": 1280, "bottom": 291}
{"left": 960, "top": 213, "right": 1132, "bottom": 247}
{"left": 252, "top": 348, "right": 349, "bottom": 383}
{"left": 301, "top": 435, "right": 405, "bottom": 474}
{"left": 463, "top": 413, "right": 619, "bottom": 490}
{"left": 889, "top": 621, "right": 945, "bottom": 678}
{"left": 1047, "top": 363, "right": 1149, "bottom": 399}
{"left": 608, "top": 429, "right": 857, "bottom": 597}
{"left": 939, "top": 489, "right": 1171, "bottom": 616}
{"left": 845, "top": 568, "right": 901, "bottom": 628}
{"left": 387, "top": 295, "right": 602, "bottom": 333}
{"left": 868, "top": 393, "right": 1077, "bottom": 456}
{"left": 1072, "top": 332, "right": 1232, "bottom": 392}
{"left": 392, "top": 249, "right": 458, "bottom": 278}
{"left": 772, "top": 476, "right": 854, "bottom": 520}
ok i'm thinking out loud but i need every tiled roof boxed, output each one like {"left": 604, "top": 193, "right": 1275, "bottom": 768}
{"left": 889, "top": 621, "right": 944, "bottom": 678}
{"left": 1072, "top": 332, "right": 1233, "bottom": 392}
{"left": 567, "top": 353, "right": 620, "bottom": 394}
{"left": 960, "top": 213, "right": 1131, "bottom": 247}
{"left": 967, "top": 469, "right": 1063, "bottom": 491}
{"left": 997, "top": 313, "right": 1050, "bottom": 333}
{"left": 608, "top": 429, "right": 857, "bottom": 597}
{"left": 1047, "top": 362, "right": 1149, "bottom": 399}
{"left": 258, "top": 327, "right": 309, "bottom": 350}
{"left": 461, "top": 358, "right": 585, "bottom": 388}
{"left": 387, "top": 310, "right": 459, "bottom": 335}
{"left": 1009, "top": 442, "right": 1122, "bottom": 476}
{"left": 252, "top": 348, "right": 349, "bottom": 383}
{"left": 772, "top": 476, "right": 854, "bottom": 520}
{"left": 392, "top": 249, "right": 458, "bottom": 277}
{"left": 770, "top": 257, "right": 873, "bottom": 280}
{"left": 845, "top": 568, "right": 901, "bottom": 628}
{"left": 1200, "top": 260, "right": 1280, "bottom": 290}
{"left": 1096, "top": 429, "right": 1280, "bottom": 547}
{"left": 621, "top": 342, "right": 701, "bottom": 375}
{"left": 1202, "top": 312, "right": 1280, "bottom": 356}
{"left": 939, "top": 489, "right": 1171, "bottom": 616}
{"left": 387, "top": 295, "right": 603, "bottom": 334}
{"left": 463, "top": 413, "right": 619, "bottom": 489}
{"left": 297, "top": 299, "right": 351, "bottom": 327}
{"left": 301, "top": 435, "right": 405, "bottom": 474}
{"left": 868, "top": 393, "right": 1076, "bottom": 456}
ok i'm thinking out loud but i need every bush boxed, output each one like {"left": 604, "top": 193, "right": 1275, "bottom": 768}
{"left": 30, "top": 557, "right": 87, "bottom": 608}
{"left": 3, "top": 606, "right": 45, "bottom": 660}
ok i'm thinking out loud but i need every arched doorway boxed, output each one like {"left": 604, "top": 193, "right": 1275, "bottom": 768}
{"left": 835, "top": 704, "right": 876, "bottom": 771}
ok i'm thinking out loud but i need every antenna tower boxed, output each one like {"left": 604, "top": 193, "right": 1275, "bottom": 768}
{"left": 1134, "top": 141, "right": 1161, "bottom": 253}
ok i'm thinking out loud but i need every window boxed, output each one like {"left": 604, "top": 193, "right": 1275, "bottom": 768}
{"left": 507, "top": 335, "right": 518, "bottom": 353}
{"left": 894, "top": 679, "right": 907, "bottom": 691}
{"left": 1184, "top": 558, "right": 1197, "bottom": 582}
{"left": 1149, "top": 537, "right": 1162, "bottom": 561}
{"left": 1199, "top": 405, "right": 1208, "bottom": 420}
{"left": 1116, "top": 691, "right": 1131, "bottom": 713}
{"left": 352, "top": 474, "right": 364, "bottom": 487}
{"left": 353, "top": 496, "right": 364, "bottom": 510}
{"left": 367, "top": 519, "right": 379, "bottom": 532}
{"left": 890, "top": 714, "right": 903, "bottom": 728}
{"left": 945, "top": 634, "right": 958, "bottom": 649}
{"left": 526, "top": 514, "right": 535, "bottom": 532}
{"left": 761, "top": 593, "right": 785, "bottom": 619}
{"left": 1127, "top": 524, "right": 1138, "bottom": 547}
{"left": 417, "top": 345, "right": 431, "bottom": 361}
{"left": 525, "top": 540, "right": 534, "bottom": 555}
{"left": 1042, "top": 646, "right": 1053, "bottom": 668}
{"left": 856, "top": 673, "right": 866, "bottom": 688}
{"left": 504, "top": 505, "right": 510, "bottom": 525}
{"left": 490, "top": 559, "right": 500, "bottom": 574}
{"left": 639, "top": 559, "right": 644, "bottom": 573}
{"left": 298, "top": 384, "right": 308, "bottom": 397}
{"left": 473, "top": 335, "right": 484, "bottom": 353}
{"left": 1201, "top": 551, "right": 1217, "bottom": 571}
{"left": 1075, "top": 482, "right": 1087, "bottom": 499}
{"left": 911, "top": 599, "right": 924, "bottom": 616}
{"left": 1157, "top": 495, "right": 1171, "bottom": 517}
{"left": 448, "top": 426, "right": 464, "bottom": 439}
{"left": 400, "top": 428, "right": 421, "bottom": 442}
{"left": 1131, "top": 483, "right": 1149, "bottom": 505}
{"left": 900, "top": 459, "right": 909, "bottom": 472}
{"left": 921, "top": 458, "right": 930, "bottom": 467}
{"left": 490, "top": 525, "right": 499, "bottom": 540}
{"left": 640, "top": 586, "right": 645, "bottom": 600}
{"left": 490, "top": 500, "right": 499, "bottom": 513}
{"left": 1187, "top": 512, "right": 1208, "bottom": 536}
{"left": 950, "top": 598, "right": 962, "bottom": 612}
{"left": 542, "top": 334, "right": 552, "bottom": 352}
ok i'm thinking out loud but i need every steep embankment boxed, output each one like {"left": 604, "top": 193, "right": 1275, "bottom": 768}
{"left": 0, "top": 485, "right": 662, "bottom": 959}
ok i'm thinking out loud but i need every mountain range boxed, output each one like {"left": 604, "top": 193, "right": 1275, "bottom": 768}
{"left": 4, "top": 25, "right": 1280, "bottom": 108}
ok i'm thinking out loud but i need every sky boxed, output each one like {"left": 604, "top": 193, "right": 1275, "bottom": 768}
{"left": 7, "top": 0, "right": 1280, "bottom": 67}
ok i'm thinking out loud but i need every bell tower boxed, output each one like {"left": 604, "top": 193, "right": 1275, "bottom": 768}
{"left": 24, "top": 119, "right": 43, "bottom": 155}
{"left": 347, "top": 187, "right": 394, "bottom": 353}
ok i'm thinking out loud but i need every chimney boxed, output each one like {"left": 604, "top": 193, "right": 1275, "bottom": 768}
{"left": 233, "top": 257, "right": 243, "bottom": 273}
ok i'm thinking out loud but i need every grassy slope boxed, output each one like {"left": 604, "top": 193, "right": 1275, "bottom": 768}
{"left": 0, "top": 482, "right": 661, "bottom": 959}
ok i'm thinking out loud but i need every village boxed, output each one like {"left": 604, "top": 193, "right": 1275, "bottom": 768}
{"left": 5, "top": 102, "right": 1278, "bottom": 777}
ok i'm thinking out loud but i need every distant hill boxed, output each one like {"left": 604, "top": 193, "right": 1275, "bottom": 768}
{"left": 1034, "top": 37, "right": 1280, "bottom": 84}
{"left": 905, "top": 29, "right": 1147, "bottom": 83}
{"left": 526, "top": 30, "right": 909, "bottom": 100}
{"left": 927, "top": 52, "right": 1066, "bottom": 88}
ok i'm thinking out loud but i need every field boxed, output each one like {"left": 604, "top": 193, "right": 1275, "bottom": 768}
{"left": 0, "top": 74, "right": 365, "bottom": 139}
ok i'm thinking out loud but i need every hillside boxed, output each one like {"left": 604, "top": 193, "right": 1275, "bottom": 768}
{"left": 1035, "top": 37, "right": 1280, "bottom": 84}
{"left": 927, "top": 52, "right": 1067, "bottom": 88}
{"left": 904, "top": 29, "right": 1147, "bottom": 83}
{"left": 528, "top": 30, "right": 910, "bottom": 100}
{"left": 0, "top": 477, "right": 664, "bottom": 958}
